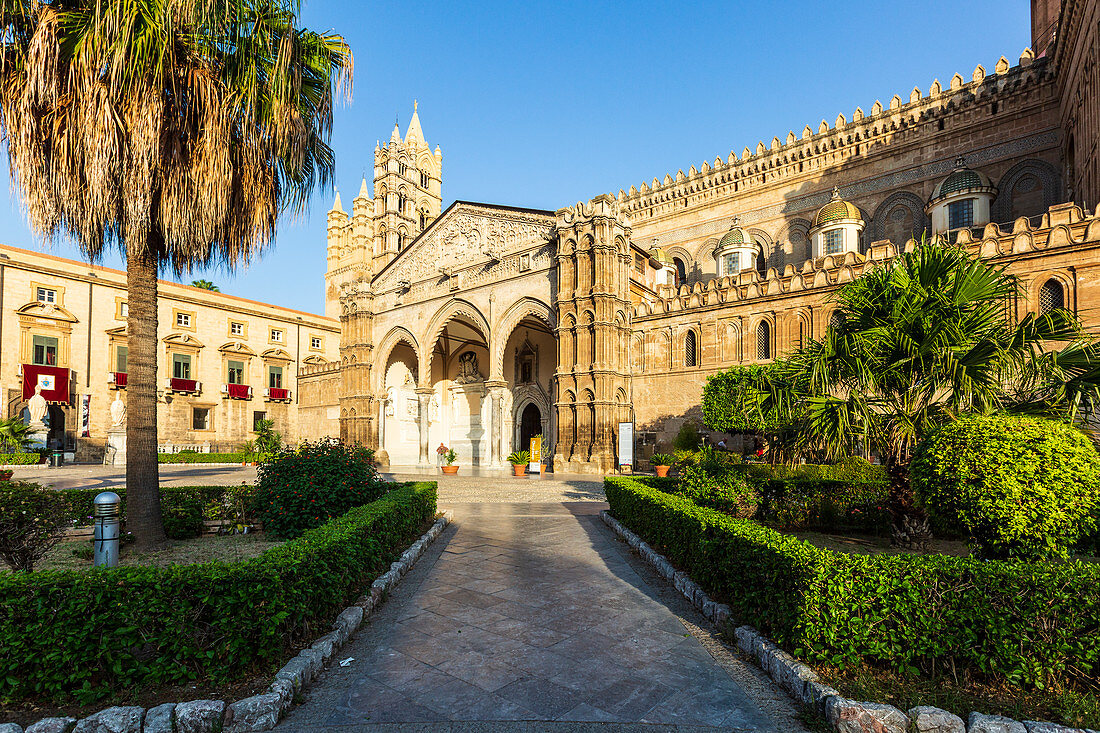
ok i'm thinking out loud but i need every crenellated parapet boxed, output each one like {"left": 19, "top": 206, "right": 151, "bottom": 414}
{"left": 618, "top": 51, "right": 1052, "bottom": 222}
{"left": 632, "top": 201, "right": 1100, "bottom": 322}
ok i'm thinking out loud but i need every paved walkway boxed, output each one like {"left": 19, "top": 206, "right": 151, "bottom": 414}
{"left": 276, "top": 502, "right": 806, "bottom": 732}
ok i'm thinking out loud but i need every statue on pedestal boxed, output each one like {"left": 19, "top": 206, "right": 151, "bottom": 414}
{"left": 455, "top": 351, "right": 484, "bottom": 384}
{"left": 110, "top": 394, "right": 126, "bottom": 429}
{"left": 27, "top": 384, "right": 47, "bottom": 427}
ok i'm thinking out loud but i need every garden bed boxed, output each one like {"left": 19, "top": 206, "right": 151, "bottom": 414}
{"left": 604, "top": 476, "right": 1100, "bottom": 728}
{"left": 0, "top": 481, "right": 438, "bottom": 705}
{"left": 1, "top": 532, "right": 283, "bottom": 573}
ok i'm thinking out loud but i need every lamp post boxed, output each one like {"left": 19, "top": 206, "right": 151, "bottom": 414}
{"left": 93, "top": 491, "right": 121, "bottom": 568}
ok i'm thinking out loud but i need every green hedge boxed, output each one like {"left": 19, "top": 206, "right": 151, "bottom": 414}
{"left": 0, "top": 453, "right": 41, "bottom": 465}
{"left": 158, "top": 452, "right": 246, "bottom": 464}
{"left": 0, "top": 481, "right": 436, "bottom": 703}
{"left": 606, "top": 477, "right": 1100, "bottom": 688}
{"left": 57, "top": 485, "right": 253, "bottom": 538}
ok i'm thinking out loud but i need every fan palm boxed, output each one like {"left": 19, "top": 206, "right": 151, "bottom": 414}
{"left": 191, "top": 279, "right": 220, "bottom": 291}
{"left": 0, "top": 0, "right": 352, "bottom": 547}
{"left": 0, "top": 416, "right": 32, "bottom": 452}
{"left": 745, "top": 241, "right": 1094, "bottom": 547}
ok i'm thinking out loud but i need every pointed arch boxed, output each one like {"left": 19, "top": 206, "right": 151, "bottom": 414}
{"left": 375, "top": 326, "right": 422, "bottom": 391}
{"left": 492, "top": 297, "right": 555, "bottom": 380}
{"left": 422, "top": 298, "right": 491, "bottom": 382}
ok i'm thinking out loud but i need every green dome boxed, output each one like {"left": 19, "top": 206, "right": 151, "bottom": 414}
{"left": 718, "top": 221, "right": 754, "bottom": 248}
{"left": 811, "top": 188, "right": 863, "bottom": 229}
{"left": 930, "top": 157, "right": 996, "bottom": 203}
{"left": 650, "top": 247, "right": 674, "bottom": 266}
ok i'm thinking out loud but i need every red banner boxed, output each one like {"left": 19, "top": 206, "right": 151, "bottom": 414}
{"left": 22, "top": 365, "right": 71, "bottom": 404}
{"left": 227, "top": 384, "right": 251, "bottom": 400}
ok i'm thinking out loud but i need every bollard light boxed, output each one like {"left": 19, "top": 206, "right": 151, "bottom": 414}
{"left": 93, "top": 491, "right": 121, "bottom": 568}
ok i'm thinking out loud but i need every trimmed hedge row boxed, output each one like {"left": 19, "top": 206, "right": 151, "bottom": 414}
{"left": 0, "top": 481, "right": 436, "bottom": 703}
{"left": 157, "top": 452, "right": 248, "bottom": 464}
{"left": 0, "top": 452, "right": 42, "bottom": 465}
{"left": 606, "top": 477, "right": 1100, "bottom": 688}
{"left": 56, "top": 485, "right": 252, "bottom": 538}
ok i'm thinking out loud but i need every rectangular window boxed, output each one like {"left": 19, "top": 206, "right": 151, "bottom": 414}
{"left": 32, "top": 335, "right": 58, "bottom": 366}
{"left": 36, "top": 287, "right": 57, "bottom": 304}
{"left": 269, "top": 365, "right": 283, "bottom": 390}
{"left": 176, "top": 312, "right": 192, "bottom": 328}
{"left": 192, "top": 407, "right": 211, "bottom": 431}
{"left": 116, "top": 345, "right": 128, "bottom": 373}
{"left": 634, "top": 254, "right": 645, "bottom": 273}
{"left": 227, "top": 360, "right": 245, "bottom": 385}
{"left": 270, "top": 329, "right": 283, "bottom": 343}
{"left": 723, "top": 253, "right": 738, "bottom": 275}
{"left": 173, "top": 353, "right": 192, "bottom": 380}
{"left": 253, "top": 411, "right": 268, "bottom": 432}
{"left": 824, "top": 229, "right": 845, "bottom": 255}
{"left": 310, "top": 336, "right": 322, "bottom": 350}
{"left": 948, "top": 198, "right": 975, "bottom": 230}
{"left": 119, "top": 302, "right": 128, "bottom": 318}
{"left": 230, "top": 321, "right": 245, "bottom": 337}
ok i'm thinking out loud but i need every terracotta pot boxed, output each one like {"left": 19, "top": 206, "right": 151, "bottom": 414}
{"left": 0, "top": 470, "right": 12, "bottom": 481}
{"left": 512, "top": 464, "right": 526, "bottom": 476}
{"left": 441, "top": 465, "right": 459, "bottom": 475}
{"left": 654, "top": 465, "right": 670, "bottom": 477}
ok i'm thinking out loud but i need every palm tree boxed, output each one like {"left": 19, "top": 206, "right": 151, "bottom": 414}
{"left": 0, "top": 416, "right": 32, "bottom": 453}
{"left": 743, "top": 241, "right": 1094, "bottom": 547}
{"left": 191, "top": 279, "right": 220, "bottom": 291}
{"left": 0, "top": 0, "right": 352, "bottom": 548}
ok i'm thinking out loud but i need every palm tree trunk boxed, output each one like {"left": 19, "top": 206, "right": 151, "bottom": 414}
{"left": 885, "top": 459, "right": 931, "bottom": 550}
{"left": 126, "top": 231, "right": 166, "bottom": 548}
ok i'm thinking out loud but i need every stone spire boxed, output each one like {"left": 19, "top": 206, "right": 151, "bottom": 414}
{"left": 405, "top": 100, "right": 425, "bottom": 145}
{"left": 358, "top": 178, "right": 370, "bottom": 199}
{"left": 331, "top": 188, "right": 344, "bottom": 213}
{"left": 389, "top": 120, "right": 401, "bottom": 145}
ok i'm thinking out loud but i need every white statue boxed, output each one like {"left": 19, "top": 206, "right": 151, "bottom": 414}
{"left": 110, "top": 394, "right": 126, "bottom": 428}
{"left": 455, "top": 351, "right": 484, "bottom": 384}
{"left": 27, "top": 384, "right": 47, "bottom": 426}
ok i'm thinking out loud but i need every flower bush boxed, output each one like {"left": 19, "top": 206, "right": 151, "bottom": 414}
{"left": 252, "top": 438, "right": 388, "bottom": 538}
{"left": 911, "top": 414, "right": 1100, "bottom": 560}
{"left": 668, "top": 462, "right": 759, "bottom": 518}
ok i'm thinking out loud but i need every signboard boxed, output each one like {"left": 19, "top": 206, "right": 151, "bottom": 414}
{"left": 618, "top": 422, "right": 634, "bottom": 471}
{"left": 529, "top": 435, "right": 541, "bottom": 474}
{"left": 21, "top": 365, "right": 71, "bottom": 404}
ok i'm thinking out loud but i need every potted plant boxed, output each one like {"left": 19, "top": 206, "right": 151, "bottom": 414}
{"left": 0, "top": 469, "right": 12, "bottom": 481}
{"left": 240, "top": 440, "right": 258, "bottom": 466}
{"left": 440, "top": 446, "right": 459, "bottom": 474}
{"left": 507, "top": 451, "right": 529, "bottom": 476}
{"left": 650, "top": 453, "right": 675, "bottom": 478}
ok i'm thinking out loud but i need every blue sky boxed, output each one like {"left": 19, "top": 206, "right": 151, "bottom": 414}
{"left": 0, "top": 1, "right": 1031, "bottom": 314}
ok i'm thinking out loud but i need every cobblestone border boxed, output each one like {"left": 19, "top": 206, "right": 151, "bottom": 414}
{"left": 4, "top": 510, "right": 454, "bottom": 733}
{"left": 599, "top": 510, "right": 1096, "bottom": 733}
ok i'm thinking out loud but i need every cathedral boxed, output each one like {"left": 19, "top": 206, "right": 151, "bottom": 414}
{"left": 306, "top": 0, "right": 1100, "bottom": 472}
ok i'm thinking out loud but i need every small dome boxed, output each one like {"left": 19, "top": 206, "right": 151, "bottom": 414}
{"left": 650, "top": 247, "right": 674, "bottom": 266}
{"left": 812, "top": 188, "right": 863, "bottom": 228}
{"left": 930, "top": 157, "right": 996, "bottom": 202}
{"left": 718, "top": 218, "right": 755, "bottom": 249}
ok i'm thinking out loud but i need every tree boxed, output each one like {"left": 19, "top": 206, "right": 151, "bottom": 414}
{"left": 0, "top": 0, "right": 352, "bottom": 548}
{"left": 739, "top": 240, "right": 1095, "bottom": 547}
{"left": 0, "top": 417, "right": 32, "bottom": 453}
{"left": 191, "top": 279, "right": 220, "bottom": 291}
{"left": 702, "top": 363, "right": 794, "bottom": 461}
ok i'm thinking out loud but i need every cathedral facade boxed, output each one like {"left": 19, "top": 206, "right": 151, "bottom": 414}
{"left": 305, "top": 0, "right": 1100, "bottom": 472}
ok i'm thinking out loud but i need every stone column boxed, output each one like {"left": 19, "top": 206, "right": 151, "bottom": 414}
{"left": 486, "top": 380, "right": 507, "bottom": 467}
{"left": 415, "top": 387, "right": 433, "bottom": 466}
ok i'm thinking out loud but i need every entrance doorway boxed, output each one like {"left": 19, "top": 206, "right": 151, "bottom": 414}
{"left": 519, "top": 403, "right": 541, "bottom": 454}
{"left": 47, "top": 405, "right": 66, "bottom": 450}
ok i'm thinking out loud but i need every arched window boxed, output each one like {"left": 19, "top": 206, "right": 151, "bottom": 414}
{"left": 756, "top": 321, "right": 771, "bottom": 361}
{"left": 1039, "top": 278, "right": 1065, "bottom": 315}
{"left": 397, "top": 229, "right": 406, "bottom": 250}
{"left": 419, "top": 210, "right": 428, "bottom": 230}
{"left": 421, "top": 171, "right": 430, "bottom": 188}
{"left": 399, "top": 161, "right": 407, "bottom": 177}
{"left": 685, "top": 331, "right": 697, "bottom": 367}
{"left": 673, "top": 257, "right": 687, "bottom": 285}
{"left": 397, "top": 191, "right": 408, "bottom": 214}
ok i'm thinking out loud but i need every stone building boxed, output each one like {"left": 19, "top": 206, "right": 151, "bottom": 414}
{"left": 308, "top": 0, "right": 1100, "bottom": 472}
{"left": 0, "top": 245, "right": 340, "bottom": 460}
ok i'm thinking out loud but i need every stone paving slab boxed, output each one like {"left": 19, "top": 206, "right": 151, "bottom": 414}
{"left": 276, "top": 502, "right": 807, "bottom": 731}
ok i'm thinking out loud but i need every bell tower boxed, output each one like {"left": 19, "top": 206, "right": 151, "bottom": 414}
{"left": 371, "top": 101, "right": 443, "bottom": 272}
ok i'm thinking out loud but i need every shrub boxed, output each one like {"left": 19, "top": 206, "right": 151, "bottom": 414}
{"left": 912, "top": 415, "right": 1100, "bottom": 560}
{"left": 0, "top": 482, "right": 70, "bottom": 571}
{"left": 670, "top": 463, "right": 759, "bottom": 518}
{"left": 605, "top": 476, "right": 1100, "bottom": 688}
{"left": 158, "top": 452, "right": 244, "bottom": 464}
{"left": 757, "top": 477, "right": 889, "bottom": 532}
{"left": 0, "top": 482, "right": 436, "bottom": 702}
{"left": 507, "top": 451, "right": 529, "bottom": 466}
{"left": 55, "top": 486, "right": 254, "bottom": 538}
{"left": 0, "top": 452, "right": 42, "bottom": 465}
{"left": 159, "top": 490, "right": 206, "bottom": 539}
{"left": 672, "top": 421, "right": 702, "bottom": 452}
{"left": 253, "top": 439, "right": 388, "bottom": 539}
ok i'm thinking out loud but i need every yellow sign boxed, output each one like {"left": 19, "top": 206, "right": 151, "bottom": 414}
{"left": 529, "top": 435, "right": 541, "bottom": 469}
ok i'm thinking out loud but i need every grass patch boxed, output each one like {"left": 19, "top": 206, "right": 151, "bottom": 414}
{"left": 822, "top": 664, "right": 1100, "bottom": 729}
